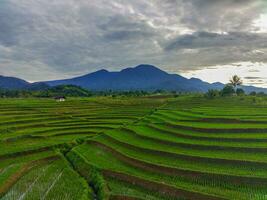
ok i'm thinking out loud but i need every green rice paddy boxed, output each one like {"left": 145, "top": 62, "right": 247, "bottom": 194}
{"left": 1, "top": 95, "right": 267, "bottom": 199}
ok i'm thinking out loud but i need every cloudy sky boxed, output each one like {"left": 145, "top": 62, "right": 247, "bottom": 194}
{"left": 0, "top": 0, "right": 267, "bottom": 86}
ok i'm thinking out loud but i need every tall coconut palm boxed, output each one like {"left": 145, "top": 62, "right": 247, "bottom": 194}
{"left": 229, "top": 75, "right": 242, "bottom": 91}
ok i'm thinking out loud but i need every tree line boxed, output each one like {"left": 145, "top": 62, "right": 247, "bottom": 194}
{"left": 205, "top": 75, "right": 266, "bottom": 98}
{"left": 0, "top": 85, "right": 161, "bottom": 98}
{"left": 0, "top": 78, "right": 265, "bottom": 98}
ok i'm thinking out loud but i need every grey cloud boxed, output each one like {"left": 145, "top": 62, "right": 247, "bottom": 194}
{"left": 99, "top": 16, "right": 157, "bottom": 41}
{"left": 249, "top": 69, "right": 261, "bottom": 72}
{"left": 181, "top": 0, "right": 266, "bottom": 32}
{"left": 164, "top": 31, "right": 267, "bottom": 67}
{"left": 104, "top": 30, "right": 152, "bottom": 41}
{"left": 244, "top": 77, "right": 266, "bottom": 80}
{"left": 165, "top": 32, "right": 267, "bottom": 50}
{"left": 0, "top": 0, "right": 266, "bottom": 81}
{"left": 247, "top": 82, "right": 265, "bottom": 85}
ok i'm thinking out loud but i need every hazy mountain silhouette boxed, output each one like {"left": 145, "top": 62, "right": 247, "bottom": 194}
{"left": 0, "top": 75, "right": 30, "bottom": 89}
{"left": 0, "top": 75, "right": 48, "bottom": 90}
{"left": 1, "top": 64, "right": 267, "bottom": 93}
{"left": 45, "top": 64, "right": 225, "bottom": 92}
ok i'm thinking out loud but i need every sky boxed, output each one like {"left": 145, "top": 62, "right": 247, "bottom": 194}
{"left": 0, "top": 0, "right": 267, "bottom": 87}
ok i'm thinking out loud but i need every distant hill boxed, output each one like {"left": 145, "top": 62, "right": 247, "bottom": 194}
{"left": 1, "top": 65, "right": 267, "bottom": 93}
{"left": 0, "top": 75, "right": 50, "bottom": 90}
{"left": 0, "top": 75, "right": 30, "bottom": 90}
{"left": 45, "top": 64, "right": 267, "bottom": 93}
{"left": 45, "top": 64, "right": 225, "bottom": 92}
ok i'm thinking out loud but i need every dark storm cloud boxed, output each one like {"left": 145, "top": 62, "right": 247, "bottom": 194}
{"left": 0, "top": 0, "right": 266, "bottom": 81}
{"left": 104, "top": 30, "right": 152, "bottom": 41}
{"left": 100, "top": 16, "right": 157, "bottom": 41}
{"left": 181, "top": 0, "right": 264, "bottom": 32}
{"left": 165, "top": 32, "right": 267, "bottom": 50}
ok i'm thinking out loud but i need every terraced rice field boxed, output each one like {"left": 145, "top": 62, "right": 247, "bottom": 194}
{"left": 1, "top": 95, "right": 267, "bottom": 199}
{"left": 0, "top": 97, "right": 164, "bottom": 199}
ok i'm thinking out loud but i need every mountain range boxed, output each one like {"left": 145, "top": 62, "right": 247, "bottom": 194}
{"left": 46, "top": 64, "right": 225, "bottom": 92}
{"left": 1, "top": 64, "right": 267, "bottom": 93}
{"left": 0, "top": 75, "right": 48, "bottom": 90}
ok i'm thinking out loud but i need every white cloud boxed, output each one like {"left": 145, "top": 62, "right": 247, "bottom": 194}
{"left": 181, "top": 62, "right": 267, "bottom": 87}
{"left": 253, "top": 14, "right": 267, "bottom": 33}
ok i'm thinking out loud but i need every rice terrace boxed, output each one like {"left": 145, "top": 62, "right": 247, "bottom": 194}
{"left": 1, "top": 94, "right": 267, "bottom": 200}
{"left": 1, "top": 0, "right": 267, "bottom": 199}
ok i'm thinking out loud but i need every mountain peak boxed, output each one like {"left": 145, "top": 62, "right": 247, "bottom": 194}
{"left": 121, "top": 64, "right": 166, "bottom": 74}
{"left": 135, "top": 64, "right": 159, "bottom": 69}
{"left": 134, "top": 64, "right": 164, "bottom": 72}
{"left": 82, "top": 69, "right": 109, "bottom": 77}
{"left": 94, "top": 69, "right": 109, "bottom": 73}
{"left": 39, "top": 64, "right": 267, "bottom": 93}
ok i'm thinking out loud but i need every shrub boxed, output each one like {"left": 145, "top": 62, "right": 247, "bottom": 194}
{"left": 205, "top": 89, "right": 219, "bottom": 99}
{"left": 257, "top": 92, "right": 266, "bottom": 97}
{"left": 236, "top": 88, "right": 245, "bottom": 96}
{"left": 220, "top": 85, "right": 235, "bottom": 96}
{"left": 250, "top": 91, "right": 257, "bottom": 96}
{"left": 76, "top": 138, "right": 85, "bottom": 144}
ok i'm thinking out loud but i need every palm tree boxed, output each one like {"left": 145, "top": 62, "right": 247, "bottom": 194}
{"left": 229, "top": 75, "right": 242, "bottom": 92}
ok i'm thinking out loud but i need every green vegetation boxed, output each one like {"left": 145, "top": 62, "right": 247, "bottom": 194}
{"left": 0, "top": 85, "right": 92, "bottom": 98}
{"left": 0, "top": 96, "right": 164, "bottom": 199}
{"left": 1, "top": 95, "right": 267, "bottom": 199}
{"left": 221, "top": 85, "right": 236, "bottom": 96}
{"left": 35, "top": 85, "right": 93, "bottom": 97}
{"left": 229, "top": 75, "right": 243, "bottom": 91}
{"left": 0, "top": 85, "right": 175, "bottom": 98}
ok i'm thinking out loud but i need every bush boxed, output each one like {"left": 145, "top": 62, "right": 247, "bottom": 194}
{"left": 257, "top": 92, "right": 266, "bottom": 97}
{"left": 76, "top": 138, "right": 85, "bottom": 144}
{"left": 220, "top": 85, "right": 235, "bottom": 96}
{"left": 250, "top": 91, "right": 257, "bottom": 96}
{"left": 236, "top": 88, "right": 245, "bottom": 96}
{"left": 205, "top": 89, "right": 219, "bottom": 99}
